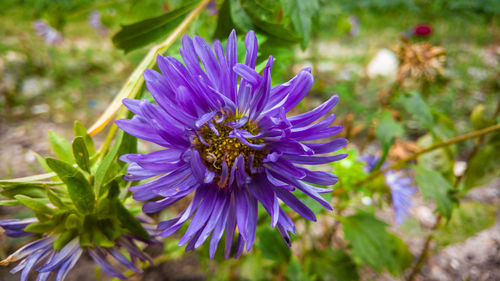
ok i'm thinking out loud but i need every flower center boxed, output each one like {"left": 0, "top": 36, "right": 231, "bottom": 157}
{"left": 195, "top": 116, "right": 266, "bottom": 176}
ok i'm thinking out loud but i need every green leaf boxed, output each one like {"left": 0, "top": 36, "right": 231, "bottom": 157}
{"left": 14, "top": 195, "right": 57, "bottom": 215}
{"left": 257, "top": 227, "right": 291, "bottom": 263}
{"left": 48, "top": 130, "right": 74, "bottom": 164}
{"left": 95, "top": 131, "right": 127, "bottom": 196}
{"left": 74, "top": 121, "right": 95, "bottom": 155}
{"left": 286, "top": 257, "right": 316, "bottom": 281}
{"left": 65, "top": 214, "right": 82, "bottom": 230}
{"left": 230, "top": 0, "right": 256, "bottom": 31}
{"left": 213, "top": 0, "right": 234, "bottom": 40}
{"left": 240, "top": 0, "right": 301, "bottom": 43}
{"left": 342, "top": 212, "right": 410, "bottom": 274}
{"left": 115, "top": 200, "right": 150, "bottom": 240}
{"left": 281, "top": 0, "right": 318, "bottom": 49}
{"left": 24, "top": 220, "right": 57, "bottom": 234}
{"left": 305, "top": 248, "right": 359, "bottom": 281}
{"left": 116, "top": 132, "right": 137, "bottom": 167}
{"left": 414, "top": 165, "right": 456, "bottom": 219}
{"left": 112, "top": 1, "right": 200, "bottom": 53}
{"left": 1, "top": 186, "right": 46, "bottom": 199}
{"left": 53, "top": 229, "right": 77, "bottom": 250}
{"left": 398, "top": 91, "right": 434, "bottom": 130}
{"left": 46, "top": 158, "right": 95, "bottom": 214}
{"left": 463, "top": 144, "right": 500, "bottom": 190}
{"left": 375, "top": 112, "right": 403, "bottom": 169}
{"left": 46, "top": 188, "right": 66, "bottom": 210}
{"left": 434, "top": 202, "right": 497, "bottom": 249}
{"left": 72, "top": 137, "right": 91, "bottom": 173}
{"left": 0, "top": 200, "right": 20, "bottom": 206}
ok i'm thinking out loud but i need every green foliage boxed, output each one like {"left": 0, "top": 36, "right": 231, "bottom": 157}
{"left": 434, "top": 202, "right": 497, "bottom": 249}
{"left": 72, "top": 137, "right": 91, "bottom": 173}
{"left": 74, "top": 121, "right": 95, "bottom": 156}
{"left": 115, "top": 199, "right": 151, "bottom": 240}
{"left": 463, "top": 136, "right": 500, "bottom": 191}
{"left": 48, "top": 130, "right": 74, "bottom": 164}
{"left": 342, "top": 211, "right": 411, "bottom": 275}
{"left": 112, "top": 1, "right": 200, "bottom": 53}
{"left": 257, "top": 227, "right": 291, "bottom": 263}
{"left": 46, "top": 158, "right": 95, "bottom": 214}
{"left": 304, "top": 249, "right": 359, "bottom": 281}
{"left": 281, "top": 0, "right": 319, "bottom": 49}
{"left": 375, "top": 112, "right": 404, "bottom": 169}
{"left": 95, "top": 131, "right": 126, "bottom": 196}
{"left": 398, "top": 91, "right": 434, "bottom": 131}
{"left": 414, "top": 166, "right": 457, "bottom": 219}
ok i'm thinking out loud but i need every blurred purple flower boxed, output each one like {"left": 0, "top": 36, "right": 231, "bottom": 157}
{"left": 0, "top": 218, "right": 155, "bottom": 280}
{"left": 33, "top": 20, "right": 63, "bottom": 45}
{"left": 89, "top": 10, "right": 108, "bottom": 36}
{"left": 117, "top": 30, "right": 347, "bottom": 259}
{"left": 206, "top": 0, "right": 218, "bottom": 15}
{"left": 361, "top": 155, "right": 416, "bottom": 224}
{"left": 385, "top": 170, "right": 417, "bottom": 224}
{"left": 414, "top": 24, "right": 432, "bottom": 37}
{"left": 348, "top": 16, "right": 359, "bottom": 37}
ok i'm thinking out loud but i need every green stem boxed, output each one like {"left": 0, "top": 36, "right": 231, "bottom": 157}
{"left": 355, "top": 123, "right": 500, "bottom": 187}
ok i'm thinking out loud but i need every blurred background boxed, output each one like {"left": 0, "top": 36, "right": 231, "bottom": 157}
{"left": 0, "top": 0, "right": 499, "bottom": 280}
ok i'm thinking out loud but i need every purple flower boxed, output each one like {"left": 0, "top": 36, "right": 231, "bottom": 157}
{"left": 360, "top": 155, "right": 416, "bottom": 224}
{"left": 33, "top": 20, "right": 63, "bottom": 45}
{"left": 116, "top": 30, "right": 347, "bottom": 259}
{"left": 385, "top": 170, "right": 417, "bottom": 224}
{"left": 89, "top": 10, "right": 108, "bottom": 36}
{"left": 0, "top": 218, "right": 154, "bottom": 281}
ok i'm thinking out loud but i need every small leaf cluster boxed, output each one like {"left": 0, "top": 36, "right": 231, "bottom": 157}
{"left": 0, "top": 122, "right": 148, "bottom": 250}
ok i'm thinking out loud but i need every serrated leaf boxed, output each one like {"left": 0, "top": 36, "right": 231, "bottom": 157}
{"left": 115, "top": 200, "right": 150, "bottom": 240}
{"left": 72, "top": 137, "right": 90, "bottom": 172}
{"left": 281, "top": 0, "right": 318, "bottom": 49}
{"left": 14, "top": 195, "right": 57, "bottom": 215}
{"left": 48, "top": 130, "right": 74, "bottom": 164}
{"left": 257, "top": 227, "right": 291, "bottom": 263}
{"left": 305, "top": 248, "right": 359, "bottom": 281}
{"left": 112, "top": 1, "right": 199, "bottom": 53}
{"left": 414, "top": 165, "right": 456, "bottom": 219}
{"left": 46, "top": 158, "right": 95, "bottom": 214}
{"left": 398, "top": 91, "right": 434, "bottom": 130}
{"left": 342, "top": 212, "right": 409, "bottom": 274}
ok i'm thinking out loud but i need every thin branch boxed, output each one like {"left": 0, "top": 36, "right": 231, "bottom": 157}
{"left": 354, "top": 123, "right": 500, "bottom": 187}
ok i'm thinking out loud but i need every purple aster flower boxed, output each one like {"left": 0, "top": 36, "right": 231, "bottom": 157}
{"left": 33, "top": 20, "right": 63, "bottom": 45}
{"left": 206, "top": 0, "right": 218, "bottom": 15}
{"left": 360, "top": 155, "right": 416, "bottom": 224}
{"left": 0, "top": 218, "right": 154, "bottom": 281}
{"left": 385, "top": 170, "right": 417, "bottom": 224}
{"left": 116, "top": 30, "right": 347, "bottom": 259}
